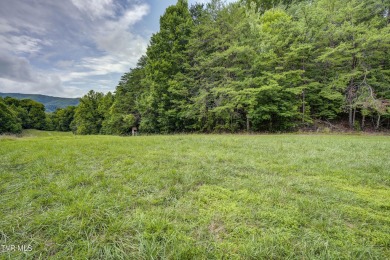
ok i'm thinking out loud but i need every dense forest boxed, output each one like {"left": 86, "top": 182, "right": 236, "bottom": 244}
{"left": 0, "top": 96, "right": 76, "bottom": 134}
{"left": 1, "top": 0, "right": 390, "bottom": 135}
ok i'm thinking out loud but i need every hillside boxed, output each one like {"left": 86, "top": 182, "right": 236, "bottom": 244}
{"left": 0, "top": 92, "right": 79, "bottom": 112}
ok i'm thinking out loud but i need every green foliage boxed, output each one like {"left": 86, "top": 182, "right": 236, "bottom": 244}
{"left": 138, "top": 0, "right": 194, "bottom": 133}
{"left": 241, "top": 0, "right": 303, "bottom": 12}
{"left": 2, "top": 97, "right": 47, "bottom": 130}
{"left": 101, "top": 113, "right": 136, "bottom": 135}
{"left": 50, "top": 106, "right": 76, "bottom": 132}
{"left": 100, "top": 57, "right": 146, "bottom": 135}
{"left": 72, "top": 0, "right": 389, "bottom": 134}
{"left": 0, "top": 98, "right": 22, "bottom": 134}
{"left": 72, "top": 90, "right": 111, "bottom": 135}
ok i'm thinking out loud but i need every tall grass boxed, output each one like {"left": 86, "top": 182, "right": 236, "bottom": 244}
{"left": 0, "top": 132, "right": 389, "bottom": 259}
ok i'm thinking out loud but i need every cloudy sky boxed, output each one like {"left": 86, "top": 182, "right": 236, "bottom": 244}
{"left": 0, "top": 0, "right": 235, "bottom": 98}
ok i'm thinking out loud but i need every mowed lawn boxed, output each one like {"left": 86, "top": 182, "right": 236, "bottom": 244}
{"left": 0, "top": 131, "right": 389, "bottom": 259}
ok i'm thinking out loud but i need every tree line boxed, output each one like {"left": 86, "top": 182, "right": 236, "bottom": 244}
{"left": 0, "top": 96, "right": 75, "bottom": 134}
{"left": 102, "top": 0, "right": 390, "bottom": 134}
{"left": 1, "top": 0, "right": 389, "bottom": 135}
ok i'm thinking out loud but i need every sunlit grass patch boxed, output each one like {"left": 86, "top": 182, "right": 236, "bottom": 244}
{"left": 0, "top": 134, "right": 389, "bottom": 258}
{"left": 20, "top": 129, "right": 74, "bottom": 137}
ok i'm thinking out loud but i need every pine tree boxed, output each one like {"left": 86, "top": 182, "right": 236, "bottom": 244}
{"left": 139, "top": 0, "right": 193, "bottom": 133}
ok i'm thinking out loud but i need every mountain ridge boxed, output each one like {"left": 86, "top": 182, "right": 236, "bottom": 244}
{"left": 0, "top": 92, "right": 79, "bottom": 112}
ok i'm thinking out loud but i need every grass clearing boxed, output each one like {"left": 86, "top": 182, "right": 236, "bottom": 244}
{"left": 20, "top": 129, "right": 75, "bottom": 138}
{"left": 0, "top": 132, "right": 389, "bottom": 259}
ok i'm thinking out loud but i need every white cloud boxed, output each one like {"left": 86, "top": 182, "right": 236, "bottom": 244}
{"left": 0, "top": 19, "right": 19, "bottom": 34}
{"left": 71, "top": 0, "right": 115, "bottom": 19}
{"left": 59, "top": 3, "right": 150, "bottom": 87}
{"left": 2, "top": 1, "right": 242, "bottom": 97}
{"left": 0, "top": 1, "right": 53, "bottom": 36}
{"left": 0, "top": 74, "right": 69, "bottom": 97}
{"left": 92, "top": 4, "right": 149, "bottom": 56}
{"left": 0, "top": 52, "right": 70, "bottom": 96}
{"left": 58, "top": 55, "right": 136, "bottom": 82}
{"left": 0, "top": 0, "right": 151, "bottom": 97}
{"left": 0, "top": 35, "right": 51, "bottom": 55}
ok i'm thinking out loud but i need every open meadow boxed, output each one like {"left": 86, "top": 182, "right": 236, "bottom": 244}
{"left": 0, "top": 131, "right": 389, "bottom": 259}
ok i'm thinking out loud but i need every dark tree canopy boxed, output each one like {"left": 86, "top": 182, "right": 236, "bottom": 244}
{"left": 1, "top": 97, "right": 46, "bottom": 133}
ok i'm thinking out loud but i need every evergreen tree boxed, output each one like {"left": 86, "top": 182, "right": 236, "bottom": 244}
{"left": 101, "top": 57, "right": 147, "bottom": 135}
{"left": 139, "top": 0, "right": 194, "bottom": 133}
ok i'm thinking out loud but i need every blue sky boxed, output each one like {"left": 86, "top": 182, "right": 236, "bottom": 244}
{"left": 0, "top": 0, "right": 235, "bottom": 98}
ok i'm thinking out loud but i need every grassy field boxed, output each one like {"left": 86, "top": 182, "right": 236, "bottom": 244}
{"left": 0, "top": 131, "right": 389, "bottom": 259}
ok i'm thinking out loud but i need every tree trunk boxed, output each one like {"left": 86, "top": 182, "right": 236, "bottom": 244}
{"left": 302, "top": 90, "right": 305, "bottom": 123}
{"left": 361, "top": 113, "right": 365, "bottom": 130}
{"left": 349, "top": 107, "right": 353, "bottom": 128}
{"left": 246, "top": 115, "right": 250, "bottom": 133}
{"left": 376, "top": 114, "right": 381, "bottom": 130}
{"left": 352, "top": 107, "right": 356, "bottom": 128}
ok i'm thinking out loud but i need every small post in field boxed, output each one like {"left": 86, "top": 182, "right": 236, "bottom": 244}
{"left": 132, "top": 127, "right": 138, "bottom": 136}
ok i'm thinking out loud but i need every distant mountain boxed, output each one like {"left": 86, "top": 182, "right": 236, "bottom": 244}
{"left": 0, "top": 93, "right": 79, "bottom": 112}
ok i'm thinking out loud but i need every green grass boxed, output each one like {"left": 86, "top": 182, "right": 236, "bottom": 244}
{"left": 0, "top": 129, "right": 74, "bottom": 140}
{"left": 0, "top": 131, "right": 389, "bottom": 259}
{"left": 20, "top": 129, "right": 75, "bottom": 138}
